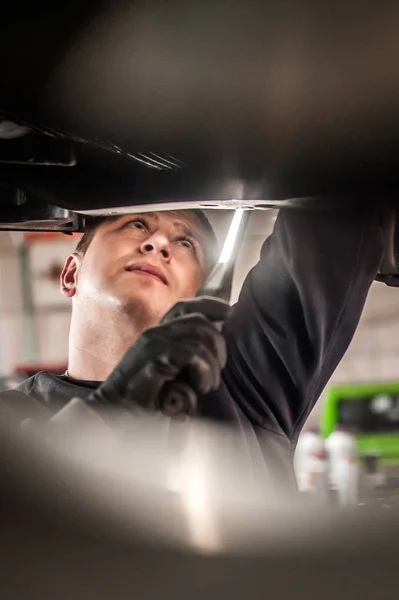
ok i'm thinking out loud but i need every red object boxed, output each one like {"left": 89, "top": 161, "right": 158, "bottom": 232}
{"left": 24, "top": 232, "right": 82, "bottom": 244}
{"left": 14, "top": 363, "right": 67, "bottom": 377}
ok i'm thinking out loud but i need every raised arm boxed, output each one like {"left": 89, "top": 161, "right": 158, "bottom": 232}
{"left": 222, "top": 208, "right": 385, "bottom": 441}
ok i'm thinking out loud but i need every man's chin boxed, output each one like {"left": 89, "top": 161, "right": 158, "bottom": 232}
{"left": 118, "top": 289, "right": 175, "bottom": 325}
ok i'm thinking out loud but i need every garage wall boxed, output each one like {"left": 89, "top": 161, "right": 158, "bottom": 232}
{"left": 0, "top": 233, "right": 25, "bottom": 375}
{"left": 306, "top": 282, "right": 399, "bottom": 428}
{"left": 29, "top": 238, "right": 76, "bottom": 367}
{"left": 0, "top": 232, "right": 75, "bottom": 375}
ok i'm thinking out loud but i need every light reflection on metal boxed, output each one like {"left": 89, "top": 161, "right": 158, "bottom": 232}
{"left": 147, "top": 152, "right": 185, "bottom": 169}
{"left": 218, "top": 208, "right": 245, "bottom": 264}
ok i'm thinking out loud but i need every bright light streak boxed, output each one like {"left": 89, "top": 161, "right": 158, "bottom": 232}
{"left": 166, "top": 431, "right": 222, "bottom": 554}
{"left": 217, "top": 208, "right": 245, "bottom": 264}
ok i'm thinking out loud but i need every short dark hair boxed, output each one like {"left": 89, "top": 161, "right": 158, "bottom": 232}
{"left": 75, "top": 216, "right": 116, "bottom": 255}
{"left": 76, "top": 210, "right": 218, "bottom": 272}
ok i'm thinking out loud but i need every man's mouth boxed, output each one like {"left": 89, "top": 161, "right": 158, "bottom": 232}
{"left": 125, "top": 263, "right": 168, "bottom": 285}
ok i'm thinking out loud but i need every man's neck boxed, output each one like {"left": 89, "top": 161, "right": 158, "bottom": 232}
{"left": 67, "top": 307, "right": 155, "bottom": 381}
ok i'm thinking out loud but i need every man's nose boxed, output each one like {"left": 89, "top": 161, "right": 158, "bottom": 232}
{"left": 139, "top": 233, "right": 171, "bottom": 260}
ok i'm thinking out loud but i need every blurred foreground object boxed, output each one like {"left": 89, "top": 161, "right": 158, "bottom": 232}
{"left": 1, "top": 399, "right": 399, "bottom": 599}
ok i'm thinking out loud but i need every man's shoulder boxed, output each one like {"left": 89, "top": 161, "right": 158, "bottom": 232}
{"left": 5, "top": 371, "right": 95, "bottom": 410}
{"left": 0, "top": 371, "right": 99, "bottom": 425}
{"left": 15, "top": 371, "right": 61, "bottom": 397}
{"left": 14, "top": 373, "right": 41, "bottom": 395}
{"left": 0, "top": 372, "right": 59, "bottom": 424}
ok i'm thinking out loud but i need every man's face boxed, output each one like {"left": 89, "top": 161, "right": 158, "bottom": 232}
{"left": 63, "top": 211, "right": 210, "bottom": 323}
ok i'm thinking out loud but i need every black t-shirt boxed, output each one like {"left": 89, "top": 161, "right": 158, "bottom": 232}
{"left": 6, "top": 208, "right": 386, "bottom": 488}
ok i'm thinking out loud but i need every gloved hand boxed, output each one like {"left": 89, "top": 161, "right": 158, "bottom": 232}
{"left": 89, "top": 297, "right": 231, "bottom": 417}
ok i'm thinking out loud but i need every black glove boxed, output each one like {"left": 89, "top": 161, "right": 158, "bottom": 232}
{"left": 89, "top": 297, "right": 231, "bottom": 417}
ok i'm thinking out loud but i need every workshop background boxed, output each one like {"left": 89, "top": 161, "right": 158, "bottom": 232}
{"left": 0, "top": 208, "right": 397, "bottom": 431}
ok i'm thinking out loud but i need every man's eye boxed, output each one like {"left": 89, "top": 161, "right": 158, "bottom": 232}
{"left": 178, "top": 239, "right": 192, "bottom": 249}
{"left": 129, "top": 220, "right": 146, "bottom": 231}
{"left": 178, "top": 238, "right": 197, "bottom": 254}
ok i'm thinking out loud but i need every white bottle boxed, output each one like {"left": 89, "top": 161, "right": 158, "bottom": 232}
{"left": 295, "top": 430, "right": 328, "bottom": 496}
{"left": 325, "top": 426, "right": 358, "bottom": 506}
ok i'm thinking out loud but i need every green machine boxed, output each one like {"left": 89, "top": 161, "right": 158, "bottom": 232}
{"left": 321, "top": 382, "right": 399, "bottom": 467}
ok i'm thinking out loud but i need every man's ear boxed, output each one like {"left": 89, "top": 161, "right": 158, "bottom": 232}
{"left": 60, "top": 253, "right": 82, "bottom": 298}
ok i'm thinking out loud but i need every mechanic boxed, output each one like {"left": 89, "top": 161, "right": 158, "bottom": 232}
{"left": 3, "top": 208, "right": 385, "bottom": 489}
